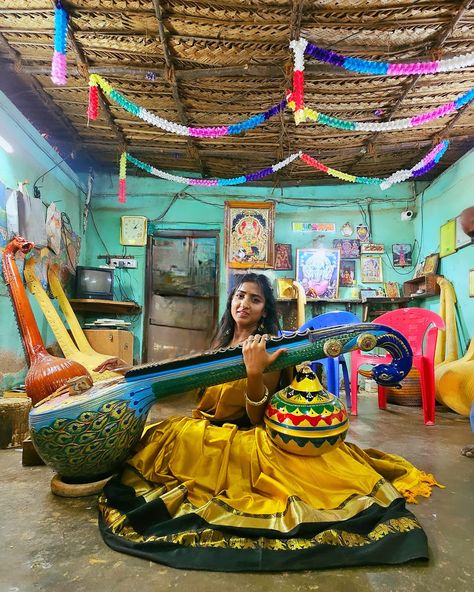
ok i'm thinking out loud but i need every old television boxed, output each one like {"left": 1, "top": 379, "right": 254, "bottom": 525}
{"left": 74, "top": 266, "right": 114, "bottom": 300}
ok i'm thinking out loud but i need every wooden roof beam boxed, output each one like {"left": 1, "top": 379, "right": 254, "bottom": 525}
{"left": 348, "top": 0, "right": 474, "bottom": 172}
{"left": 271, "top": 0, "right": 306, "bottom": 185}
{"left": 0, "top": 33, "right": 86, "bottom": 155}
{"left": 50, "top": 0, "right": 127, "bottom": 150}
{"left": 151, "top": 0, "right": 207, "bottom": 176}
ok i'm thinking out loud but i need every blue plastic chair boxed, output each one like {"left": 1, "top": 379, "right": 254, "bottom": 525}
{"left": 298, "top": 311, "right": 360, "bottom": 408}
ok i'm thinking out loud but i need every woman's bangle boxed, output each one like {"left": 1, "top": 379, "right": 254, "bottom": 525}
{"left": 245, "top": 385, "right": 269, "bottom": 406}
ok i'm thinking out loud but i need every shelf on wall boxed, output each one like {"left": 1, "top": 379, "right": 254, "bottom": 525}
{"left": 402, "top": 274, "right": 441, "bottom": 298}
{"left": 69, "top": 299, "right": 142, "bottom": 315}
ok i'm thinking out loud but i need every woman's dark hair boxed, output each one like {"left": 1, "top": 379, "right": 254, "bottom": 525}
{"left": 212, "top": 272, "right": 281, "bottom": 348}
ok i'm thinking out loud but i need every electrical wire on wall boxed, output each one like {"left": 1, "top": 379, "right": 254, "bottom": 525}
{"left": 381, "top": 186, "right": 425, "bottom": 277}
{"left": 88, "top": 207, "right": 111, "bottom": 257}
{"left": 93, "top": 189, "right": 416, "bottom": 209}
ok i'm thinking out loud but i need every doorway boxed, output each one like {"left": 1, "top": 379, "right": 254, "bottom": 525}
{"left": 145, "top": 230, "right": 219, "bottom": 363}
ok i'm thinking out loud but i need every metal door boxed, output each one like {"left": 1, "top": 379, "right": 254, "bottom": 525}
{"left": 145, "top": 231, "right": 219, "bottom": 363}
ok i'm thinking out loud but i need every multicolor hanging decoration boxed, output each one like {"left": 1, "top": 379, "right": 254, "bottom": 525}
{"left": 289, "top": 39, "right": 308, "bottom": 125}
{"left": 87, "top": 74, "right": 287, "bottom": 138}
{"left": 379, "top": 140, "right": 449, "bottom": 190}
{"left": 87, "top": 78, "right": 99, "bottom": 120}
{"left": 120, "top": 140, "right": 448, "bottom": 192}
{"left": 301, "top": 140, "right": 449, "bottom": 190}
{"left": 51, "top": 2, "right": 69, "bottom": 86}
{"left": 125, "top": 152, "right": 301, "bottom": 187}
{"left": 303, "top": 39, "right": 474, "bottom": 76}
{"left": 118, "top": 152, "right": 127, "bottom": 203}
{"left": 287, "top": 86, "right": 474, "bottom": 132}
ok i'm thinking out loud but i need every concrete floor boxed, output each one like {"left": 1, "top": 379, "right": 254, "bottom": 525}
{"left": 0, "top": 391, "right": 473, "bottom": 592}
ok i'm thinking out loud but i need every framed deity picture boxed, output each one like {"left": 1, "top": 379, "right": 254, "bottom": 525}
{"left": 360, "top": 255, "right": 383, "bottom": 283}
{"left": 296, "top": 248, "right": 340, "bottom": 299}
{"left": 422, "top": 253, "right": 439, "bottom": 275}
{"left": 225, "top": 201, "right": 275, "bottom": 268}
{"left": 413, "top": 259, "right": 425, "bottom": 279}
{"left": 333, "top": 238, "right": 360, "bottom": 259}
{"left": 274, "top": 243, "right": 293, "bottom": 270}
{"left": 392, "top": 243, "right": 413, "bottom": 267}
{"left": 339, "top": 260, "right": 356, "bottom": 286}
{"left": 356, "top": 224, "right": 370, "bottom": 243}
{"left": 384, "top": 281, "right": 400, "bottom": 298}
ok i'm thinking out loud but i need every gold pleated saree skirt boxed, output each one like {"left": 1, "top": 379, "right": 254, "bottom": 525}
{"left": 99, "top": 415, "right": 440, "bottom": 571}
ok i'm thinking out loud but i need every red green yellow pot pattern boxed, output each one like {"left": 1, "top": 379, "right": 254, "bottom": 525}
{"left": 264, "top": 364, "right": 348, "bottom": 456}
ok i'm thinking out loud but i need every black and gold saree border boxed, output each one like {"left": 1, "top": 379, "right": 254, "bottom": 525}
{"left": 98, "top": 486, "right": 428, "bottom": 571}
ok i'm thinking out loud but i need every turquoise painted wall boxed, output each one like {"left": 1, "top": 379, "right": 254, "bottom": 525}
{"left": 414, "top": 149, "right": 474, "bottom": 348}
{"left": 88, "top": 172, "right": 419, "bottom": 358}
{"left": 0, "top": 90, "right": 87, "bottom": 391}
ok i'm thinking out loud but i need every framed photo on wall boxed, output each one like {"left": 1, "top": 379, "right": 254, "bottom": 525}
{"left": 296, "top": 248, "right": 340, "bottom": 299}
{"left": 413, "top": 259, "right": 425, "bottom": 279}
{"left": 392, "top": 243, "right": 413, "bottom": 267}
{"left": 356, "top": 224, "right": 370, "bottom": 243}
{"left": 333, "top": 238, "right": 361, "bottom": 259}
{"left": 360, "top": 255, "right": 383, "bottom": 283}
{"left": 339, "top": 260, "right": 356, "bottom": 286}
{"left": 469, "top": 268, "right": 474, "bottom": 298}
{"left": 422, "top": 253, "right": 439, "bottom": 275}
{"left": 274, "top": 243, "right": 293, "bottom": 270}
{"left": 384, "top": 281, "right": 400, "bottom": 298}
{"left": 225, "top": 201, "right": 275, "bottom": 268}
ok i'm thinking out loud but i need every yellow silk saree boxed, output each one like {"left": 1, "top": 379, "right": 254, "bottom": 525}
{"left": 99, "top": 380, "right": 440, "bottom": 571}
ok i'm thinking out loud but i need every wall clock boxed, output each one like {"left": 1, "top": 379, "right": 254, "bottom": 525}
{"left": 120, "top": 216, "right": 148, "bottom": 246}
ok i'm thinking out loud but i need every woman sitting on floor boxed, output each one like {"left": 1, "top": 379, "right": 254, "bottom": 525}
{"left": 95, "top": 272, "right": 441, "bottom": 572}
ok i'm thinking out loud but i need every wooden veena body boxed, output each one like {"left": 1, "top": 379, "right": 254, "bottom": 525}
{"left": 29, "top": 324, "right": 412, "bottom": 482}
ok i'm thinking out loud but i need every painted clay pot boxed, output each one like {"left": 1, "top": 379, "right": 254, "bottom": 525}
{"left": 264, "top": 363, "right": 349, "bottom": 456}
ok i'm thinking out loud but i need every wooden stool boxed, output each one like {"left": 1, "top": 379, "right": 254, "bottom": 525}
{"left": 0, "top": 396, "right": 31, "bottom": 448}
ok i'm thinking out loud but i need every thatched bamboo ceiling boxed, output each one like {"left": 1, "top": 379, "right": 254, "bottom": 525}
{"left": 1, "top": 0, "right": 474, "bottom": 186}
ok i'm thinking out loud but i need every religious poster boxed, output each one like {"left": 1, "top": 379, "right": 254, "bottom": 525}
{"left": 225, "top": 201, "right": 275, "bottom": 268}
{"left": 392, "top": 243, "right": 413, "bottom": 267}
{"left": 339, "top": 260, "right": 356, "bottom": 286}
{"left": 356, "top": 224, "right": 370, "bottom": 243}
{"left": 360, "top": 255, "right": 383, "bottom": 283}
{"left": 296, "top": 248, "right": 340, "bottom": 299}
{"left": 274, "top": 243, "right": 292, "bottom": 270}
{"left": 333, "top": 238, "right": 361, "bottom": 259}
{"left": 422, "top": 253, "right": 439, "bottom": 275}
{"left": 384, "top": 282, "right": 400, "bottom": 298}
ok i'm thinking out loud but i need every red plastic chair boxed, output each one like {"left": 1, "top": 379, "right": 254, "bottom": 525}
{"left": 350, "top": 308, "right": 445, "bottom": 425}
